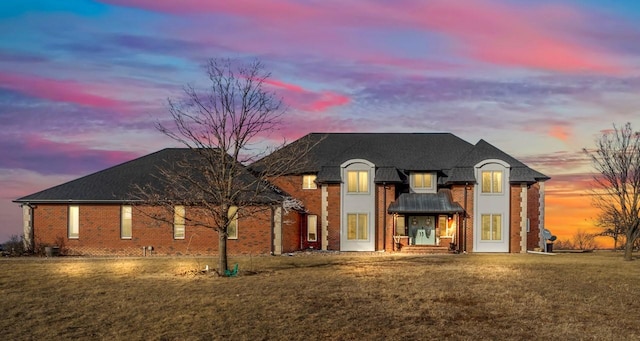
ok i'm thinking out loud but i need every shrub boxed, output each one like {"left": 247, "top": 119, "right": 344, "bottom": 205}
{"left": 2, "top": 235, "right": 25, "bottom": 256}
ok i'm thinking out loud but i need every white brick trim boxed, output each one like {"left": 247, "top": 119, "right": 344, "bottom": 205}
{"left": 321, "top": 184, "right": 329, "bottom": 251}
{"left": 520, "top": 184, "right": 528, "bottom": 253}
{"left": 273, "top": 207, "right": 282, "bottom": 255}
{"left": 538, "top": 181, "right": 546, "bottom": 250}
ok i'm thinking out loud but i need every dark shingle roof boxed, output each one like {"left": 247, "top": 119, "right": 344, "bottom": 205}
{"left": 257, "top": 133, "right": 474, "bottom": 174}
{"left": 15, "top": 148, "right": 284, "bottom": 204}
{"left": 388, "top": 190, "right": 464, "bottom": 214}
{"left": 445, "top": 139, "right": 550, "bottom": 184}
{"left": 316, "top": 166, "right": 341, "bottom": 183}
{"left": 375, "top": 167, "right": 402, "bottom": 183}
{"left": 255, "top": 133, "right": 548, "bottom": 184}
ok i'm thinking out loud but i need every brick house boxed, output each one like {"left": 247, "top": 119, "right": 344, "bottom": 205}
{"left": 15, "top": 133, "right": 549, "bottom": 255}
{"left": 14, "top": 149, "right": 300, "bottom": 256}
{"left": 254, "top": 133, "right": 550, "bottom": 253}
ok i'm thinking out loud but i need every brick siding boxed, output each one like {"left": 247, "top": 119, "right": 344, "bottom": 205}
{"left": 326, "top": 184, "right": 341, "bottom": 250}
{"left": 527, "top": 183, "right": 542, "bottom": 250}
{"left": 32, "top": 204, "right": 278, "bottom": 256}
{"left": 451, "top": 184, "right": 474, "bottom": 253}
{"left": 376, "top": 184, "right": 396, "bottom": 251}
{"left": 509, "top": 185, "right": 523, "bottom": 252}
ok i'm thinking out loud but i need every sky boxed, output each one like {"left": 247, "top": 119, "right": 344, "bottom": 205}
{"left": 1, "top": 0, "right": 639, "bottom": 245}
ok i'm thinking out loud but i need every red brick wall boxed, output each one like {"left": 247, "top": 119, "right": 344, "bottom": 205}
{"left": 509, "top": 185, "right": 523, "bottom": 253}
{"left": 326, "top": 184, "right": 341, "bottom": 250}
{"left": 527, "top": 183, "right": 542, "bottom": 250}
{"left": 281, "top": 209, "right": 301, "bottom": 253}
{"left": 32, "top": 204, "right": 274, "bottom": 256}
{"left": 270, "top": 175, "right": 320, "bottom": 249}
{"left": 375, "top": 184, "right": 395, "bottom": 251}
{"left": 451, "top": 184, "right": 473, "bottom": 253}
{"left": 270, "top": 175, "right": 322, "bottom": 217}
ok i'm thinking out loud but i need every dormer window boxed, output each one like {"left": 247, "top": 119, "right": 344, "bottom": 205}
{"left": 481, "top": 171, "right": 503, "bottom": 193}
{"left": 347, "top": 170, "right": 369, "bottom": 193}
{"left": 411, "top": 172, "right": 434, "bottom": 191}
{"left": 302, "top": 174, "right": 317, "bottom": 189}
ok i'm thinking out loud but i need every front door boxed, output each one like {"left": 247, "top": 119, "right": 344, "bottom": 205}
{"left": 408, "top": 216, "right": 436, "bottom": 245}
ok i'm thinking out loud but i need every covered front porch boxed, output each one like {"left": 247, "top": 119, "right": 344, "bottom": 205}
{"left": 388, "top": 190, "right": 465, "bottom": 253}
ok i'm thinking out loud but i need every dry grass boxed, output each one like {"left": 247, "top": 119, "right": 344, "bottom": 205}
{"left": 1, "top": 252, "right": 639, "bottom": 340}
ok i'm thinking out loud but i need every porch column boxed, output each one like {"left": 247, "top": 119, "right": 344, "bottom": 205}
{"left": 321, "top": 184, "right": 329, "bottom": 251}
{"left": 520, "top": 184, "right": 528, "bottom": 253}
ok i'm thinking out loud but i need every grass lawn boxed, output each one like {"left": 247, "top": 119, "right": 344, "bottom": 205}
{"left": 1, "top": 252, "right": 639, "bottom": 340}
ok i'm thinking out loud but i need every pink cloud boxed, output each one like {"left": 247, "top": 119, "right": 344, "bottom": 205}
{"left": 0, "top": 72, "right": 130, "bottom": 110}
{"left": 262, "top": 78, "right": 305, "bottom": 93}
{"left": 412, "top": 0, "right": 623, "bottom": 74}
{"left": 307, "top": 92, "right": 350, "bottom": 112}
{"left": 549, "top": 125, "right": 571, "bottom": 141}
{"left": 104, "top": 0, "right": 627, "bottom": 75}
{"left": 263, "top": 78, "right": 350, "bottom": 112}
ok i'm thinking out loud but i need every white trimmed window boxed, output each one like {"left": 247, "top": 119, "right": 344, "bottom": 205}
{"left": 174, "top": 205, "right": 185, "bottom": 240}
{"left": 347, "top": 213, "right": 368, "bottom": 240}
{"left": 481, "top": 171, "right": 503, "bottom": 193}
{"left": 307, "top": 215, "right": 318, "bottom": 241}
{"left": 411, "top": 172, "right": 434, "bottom": 190}
{"left": 481, "top": 214, "right": 502, "bottom": 241}
{"left": 68, "top": 205, "right": 79, "bottom": 239}
{"left": 121, "top": 205, "right": 132, "bottom": 239}
{"left": 228, "top": 206, "right": 238, "bottom": 240}
{"left": 347, "top": 171, "right": 368, "bottom": 193}
{"left": 302, "top": 174, "right": 317, "bottom": 189}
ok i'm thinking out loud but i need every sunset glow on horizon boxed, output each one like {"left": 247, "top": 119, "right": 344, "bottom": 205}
{"left": 1, "top": 0, "right": 639, "bottom": 246}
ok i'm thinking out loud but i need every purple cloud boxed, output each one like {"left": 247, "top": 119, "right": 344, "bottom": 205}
{"left": 0, "top": 134, "right": 142, "bottom": 176}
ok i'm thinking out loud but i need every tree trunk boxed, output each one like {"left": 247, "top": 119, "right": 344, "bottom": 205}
{"left": 218, "top": 232, "right": 228, "bottom": 275}
{"left": 624, "top": 237, "right": 634, "bottom": 261}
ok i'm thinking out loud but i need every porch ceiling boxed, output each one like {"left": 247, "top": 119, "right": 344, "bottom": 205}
{"left": 388, "top": 190, "right": 464, "bottom": 214}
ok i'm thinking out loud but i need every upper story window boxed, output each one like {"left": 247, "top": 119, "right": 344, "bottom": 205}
{"left": 347, "top": 170, "right": 368, "bottom": 193}
{"left": 411, "top": 172, "right": 434, "bottom": 190}
{"left": 302, "top": 174, "right": 317, "bottom": 189}
{"left": 481, "top": 171, "right": 503, "bottom": 193}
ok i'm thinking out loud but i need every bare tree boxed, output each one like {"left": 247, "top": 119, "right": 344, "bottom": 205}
{"left": 584, "top": 122, "right": 640, "bottom": 260}
{"left": 572, "top": 229, "right": 597, "bottom": 251}
{"left": 597, "top": 206, "right": 624, "bottom": 250}
{"left": 553, "top": 238, "right": 574, "bottom": 250}
{"left": 134, "top": 58, "right": 312, "bottom": 275}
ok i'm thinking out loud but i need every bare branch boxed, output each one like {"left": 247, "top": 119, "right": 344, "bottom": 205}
{"left": 131, "top": 58, "right": 311, "bottom": 274}
{"left": 584, "top": 122, "right": 640, "bottom": 259}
